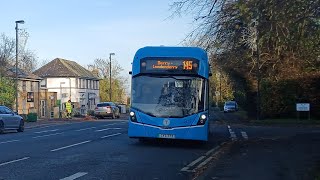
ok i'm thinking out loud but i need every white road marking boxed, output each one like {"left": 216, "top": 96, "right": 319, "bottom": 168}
{"left": 227, "top": 125, "right": 237, "bottom": 141}
{"left": 181, "top": 145, "right": 221, "bottom": 172}
{"left": 0, "top": 157, "right": 30, "bottom": 167}
{"left": 75, "top": 127, "right": 97, "bottom": 131}
{"left": 101, "top": 133, "right": 122, "bottom": 139}
{"left": 33, "top": 132, "right": 64, "bottom": 139}
{"left": 60, "top": 172, "right": 88, "bottom": 180}
{"left": 241, "top": 131, "right": 248, "bottom": 140}
{"left": 51, "top": 140, "right": 91, "bottom": 152}
{"left": 0, "top": 139, "right": 20, "bottom": 144}
{"left": 205, "top": 146, "right": 220, "bottom": 156}
{"left": 95, "top": 128, "right": 122, "bottom": 132}
{"left": 102, "top": 123, "right": 118, "bottom": 127}
{"left": 185, "top": 156, "right": 206, "bottom": 168}
{"left": 34, "top": 129, "right": 59, "bottom": 134}
{"left": 196, "top": 156, "right": 214, "bottom": 169}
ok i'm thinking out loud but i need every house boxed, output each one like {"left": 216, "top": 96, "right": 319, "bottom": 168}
{"left": 33, "top": 58, "right": 100, "bottom": 116}
{"left": 5, "top": 67, "right": 59, "bottom": 118}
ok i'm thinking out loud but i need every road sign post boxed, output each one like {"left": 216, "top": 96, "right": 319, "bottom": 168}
{"left": 296, "top": 103, "right": 310, "bottom": 121}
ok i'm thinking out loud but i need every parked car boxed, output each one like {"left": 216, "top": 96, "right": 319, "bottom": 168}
{"left": 0, "top": 106, "right": 24, "bottom": 133}
{"left": 223, "top": 101, "right": 238, "bottom": 113}
{"left": 94, "top": 102, "right": 120, "bottom": 119}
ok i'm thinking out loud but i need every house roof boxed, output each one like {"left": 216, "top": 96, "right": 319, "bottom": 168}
{"left": 33, "top": 58, "right": 98, "bottom": 79}
{"left": 6, "top": 67, "right": 42, "bottom": 81}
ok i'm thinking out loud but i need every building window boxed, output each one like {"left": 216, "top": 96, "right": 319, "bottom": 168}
{"left": 79, "top": 79, "right": 82, "bottom": 88}
{"left": 86, "top": 80, "right": 89, "bottom": 89}
{"left": 97, "top": 81, "right": 99, "bottom": 90}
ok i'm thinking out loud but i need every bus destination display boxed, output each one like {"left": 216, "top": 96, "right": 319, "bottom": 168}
{"left": 141, "top": 59, "right": 199, "bottom": 73}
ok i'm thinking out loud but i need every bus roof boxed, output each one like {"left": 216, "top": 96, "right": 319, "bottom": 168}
{"left": 133, "top": 46, "right": 208, "bottom": 61}
{"left": 132, "top": 46, "right": 210, "bottom": 78}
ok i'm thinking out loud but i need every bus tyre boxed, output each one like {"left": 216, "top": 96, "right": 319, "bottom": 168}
{"left": 139, "top": 138, "right": 147, "bottom": 143}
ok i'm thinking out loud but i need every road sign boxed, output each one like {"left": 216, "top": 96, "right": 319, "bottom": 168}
{"left": 296, "top": 103, "right": 310, "bottom": 112}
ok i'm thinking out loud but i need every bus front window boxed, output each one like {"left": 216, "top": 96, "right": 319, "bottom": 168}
{"left": 131, "top": 75, "right": 206, "bottom": 118}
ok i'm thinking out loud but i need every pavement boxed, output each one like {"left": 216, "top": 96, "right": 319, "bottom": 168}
{"left": 0, "top": 112, "right": 319, "bottom": 180}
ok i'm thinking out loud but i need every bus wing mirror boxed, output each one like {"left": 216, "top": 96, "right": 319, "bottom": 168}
{"left": 209, "top": 72, "right": 213, "bottom": 77}
{"left": 129, "top": 71, "right": 132, "bottom": 75}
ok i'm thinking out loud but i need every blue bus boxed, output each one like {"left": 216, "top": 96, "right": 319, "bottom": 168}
{"left": 128, "top": 46, "right": 211, "bottom": 141}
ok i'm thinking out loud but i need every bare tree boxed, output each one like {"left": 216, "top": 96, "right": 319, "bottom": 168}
{"left": 0, "top": 34, "right": 15, "bottom": 76}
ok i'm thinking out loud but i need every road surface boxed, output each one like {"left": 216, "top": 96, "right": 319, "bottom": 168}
{"left": 1, "top": 115, "right": 319, "bottom": 180}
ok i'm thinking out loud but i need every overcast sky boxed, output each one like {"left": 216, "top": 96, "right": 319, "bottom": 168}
{"left": 1, "top": 0, "right": 194, "bottom": 87}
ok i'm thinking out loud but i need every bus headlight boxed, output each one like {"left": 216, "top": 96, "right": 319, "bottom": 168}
{"left": 197, "top": 114, "right": 207, "bottom": 125}
{"left": 130, "top": 111, "right": 137, "bottom": 122}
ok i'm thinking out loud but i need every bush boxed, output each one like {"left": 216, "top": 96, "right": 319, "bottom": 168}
{"left": 260, "top": 73, "right": 320, "bottom": 119}
{"left": 87, "top": 110, "right": 95, "bottom": 116}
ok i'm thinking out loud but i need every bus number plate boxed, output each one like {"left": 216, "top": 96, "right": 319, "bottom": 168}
{"left": 158, "top": 134, "right": 175, "bottom": 139}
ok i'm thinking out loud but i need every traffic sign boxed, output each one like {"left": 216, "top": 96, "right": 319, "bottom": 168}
{"left": 296, "top": 103, "right": 310, "bottom": 112}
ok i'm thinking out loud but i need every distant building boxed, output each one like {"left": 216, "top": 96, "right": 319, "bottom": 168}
{"left": 5, "top": 67, "right": 58, "bottom": 118}
{"left": 34, "top": 58, "right": 100, "bottom": 116}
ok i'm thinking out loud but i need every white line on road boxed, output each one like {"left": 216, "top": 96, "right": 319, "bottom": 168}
{"left": 75, "top": 127, "right": 97, "bottom": 131}
{"left": 34, "top": 129, "right": 59, "bottom": 134}
{"left": 0, "top": 139, "right": 20, "bottom": 144}
{"left": 185, "top": 156, "right": 206, "bottom": 168}
{"left": 95, "top": 128, "right": 122, "bottom": 132}
{"left": 102, "top": 123, "right": 118, "bottom": 126}
{"left": 241, "top": 131, "right": 248, "bottom": 140}
{"left": 51, "top": 140, "right": 91, "bottom": 152}
{"left": 60, "top": 172, "right": 88, "bottom": 180}
{"left": 227, "top": 125, "right": 237, "bottom": 141}
{"left": 32, "top": 132, "right": 64, "bottom": 139}
{"left": 101, "top": 133, "right": 122, "bottom": 139}
{"left": 0, "top": 157, "right": 30, "bottom": 167}
{"left": 205, "top": 146, "right": 221, "bottom": 156}
{"left": 196, "top": 156, "right": 214, "bottom": 169}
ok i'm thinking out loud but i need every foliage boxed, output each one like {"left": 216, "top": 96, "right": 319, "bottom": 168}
{"left": 0, "top": 77, "right": 16, "bottom": 108}
{"left": 88, "top": 58, "right": 128, "bottom": 104}
{"left": 261, "top": 73, "right": 320, "bottom": 118}
{"left": 171, "top": 0, "right": 320, "bottom": 118}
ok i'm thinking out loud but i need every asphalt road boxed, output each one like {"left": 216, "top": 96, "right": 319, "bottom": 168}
{"left": 1, "top": 114, "right": 319, "bottom": 180}
{"left": 0, "top": 117, "right": 229, "bottom": 180}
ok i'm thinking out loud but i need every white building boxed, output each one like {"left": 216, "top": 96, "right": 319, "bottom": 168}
{"left": 34, "top": 58, "right": 100, "bottom": 115}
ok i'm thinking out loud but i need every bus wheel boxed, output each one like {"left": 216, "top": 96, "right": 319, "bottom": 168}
{"left": 139, "top": 138, "right": 147, "bottom": 143}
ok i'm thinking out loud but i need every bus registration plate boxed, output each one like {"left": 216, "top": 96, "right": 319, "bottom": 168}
{"left": 158, "top": 134, "right": 175, "bottom": 139}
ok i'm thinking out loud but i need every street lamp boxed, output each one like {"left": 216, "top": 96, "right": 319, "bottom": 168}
{"left": 109, "top": 53, "right": 115, "bottom": 102}
{"left": 15, "top": 20, "right": 25, "bottom": 113}
{"left": 60, "top": 82, "right": 65, "bottom": 118}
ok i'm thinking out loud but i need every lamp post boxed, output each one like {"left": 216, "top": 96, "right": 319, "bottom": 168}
{"left": 60, "top": 82, "right": 65, "bottom": 118}
{"left": 109, "top": 53, "right": 115, "bottom": 102}
{"left": 15, "top": 20, "right": 25, "bottom": 113}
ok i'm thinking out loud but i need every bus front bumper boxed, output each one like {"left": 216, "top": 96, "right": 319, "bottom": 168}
{"left": 128, "top": 121, "right": 208, "bottom": 141}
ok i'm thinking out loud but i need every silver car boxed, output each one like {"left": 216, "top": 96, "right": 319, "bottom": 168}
{"left": 94, "top": 102, "right": 120, "bottom": 119}
{"left": 223, "top": 101, "right": 238, "bottom": 113}
{"left": 0, "top": 106, "right": 24, "bottom": 133}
